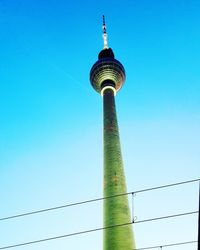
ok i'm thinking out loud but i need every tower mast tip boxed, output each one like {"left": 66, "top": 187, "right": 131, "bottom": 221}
{"left": 102, "top": 15, "right": 108, "bottom": 49}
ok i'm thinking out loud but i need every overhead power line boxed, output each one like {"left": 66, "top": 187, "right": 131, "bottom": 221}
{"left": 0, "top": 211, "right": 198, "bottom": 249}
{"left": 0, "top": 222, "right": 133, "bottom": 249}
{"left": 133, "top": 211, "right": 198, "bottom": 224}
{"left": 135, "top": 240, "right": 197, "bottom": 250}
{"left": 0, "top": 178, "right": 199, "bottom": 222}
{"left": 134, "top": 178, "right": 199, "bottom": 194}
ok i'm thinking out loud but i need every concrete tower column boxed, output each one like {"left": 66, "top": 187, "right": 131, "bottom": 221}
{"left": 103, "top": 88, "right": 135, "bottom": 249}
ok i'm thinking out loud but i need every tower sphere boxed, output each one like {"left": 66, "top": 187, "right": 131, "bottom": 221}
{"left": 90, "top": 48, "right": 126, "bottom": 94}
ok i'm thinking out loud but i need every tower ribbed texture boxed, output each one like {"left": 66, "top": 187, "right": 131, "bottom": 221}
{"left": 103, "top": 88, "right": 135, "bottom": 250}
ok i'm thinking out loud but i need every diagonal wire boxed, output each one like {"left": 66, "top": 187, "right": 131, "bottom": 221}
{"left": 0, "top": 178, "right": 199, "bottom": 222}
{"left": 134, "top": 240, "right": 197, "bottom": 249}
{"left": 0, "top": 211, "right": 198, "bottom": 250}
{"left": 134, "top": 211, "right": 198, "bottom": 224}
{"left": 0, "top": 222, "right": 132, "bottom": 249}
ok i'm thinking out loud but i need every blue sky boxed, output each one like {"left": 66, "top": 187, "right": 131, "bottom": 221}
{"left": 0, "top": 0, "right": 200, "bottom": 249}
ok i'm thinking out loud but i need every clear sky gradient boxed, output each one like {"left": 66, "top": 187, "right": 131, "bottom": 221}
{"left": 0, "top": 0, "right": 200, "bottom": 249}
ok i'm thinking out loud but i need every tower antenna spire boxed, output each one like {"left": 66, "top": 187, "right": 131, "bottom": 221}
{"left": 102, "top": 15, "right": 108, "bottom": 49}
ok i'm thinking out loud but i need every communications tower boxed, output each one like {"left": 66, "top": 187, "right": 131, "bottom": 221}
{"left": 90, "top": 16, "right": 135, "bottom": 250}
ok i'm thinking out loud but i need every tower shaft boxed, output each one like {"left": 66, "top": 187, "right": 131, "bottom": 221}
{"left": 103, "top": 88, "right": 135, "bottom": 250}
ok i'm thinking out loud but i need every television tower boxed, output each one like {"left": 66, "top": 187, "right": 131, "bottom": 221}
{"left": 90, "top": 16, "right": 135, "bottom": 250}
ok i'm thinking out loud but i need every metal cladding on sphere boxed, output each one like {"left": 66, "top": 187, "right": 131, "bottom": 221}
{"left": 90, "top": 48, "right": 126, "bottom": 94}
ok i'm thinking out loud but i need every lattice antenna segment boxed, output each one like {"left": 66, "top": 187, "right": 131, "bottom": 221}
{"left": 102, "top": 15, "right": 108, "bottom": 49}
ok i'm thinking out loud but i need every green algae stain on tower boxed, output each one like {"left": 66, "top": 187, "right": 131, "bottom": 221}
{"left": 90, "top": 16, "right": 136, "bottom": 250}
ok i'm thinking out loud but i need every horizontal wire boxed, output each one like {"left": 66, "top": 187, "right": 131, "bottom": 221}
{"left": 135, "top": 240, "right": 197, "bottom": 250}
{"left": 0, "top": 210, "right": 197, "bottom": 249}
{"left": 0, "top": 178, "right": 199, "bottom": 222}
